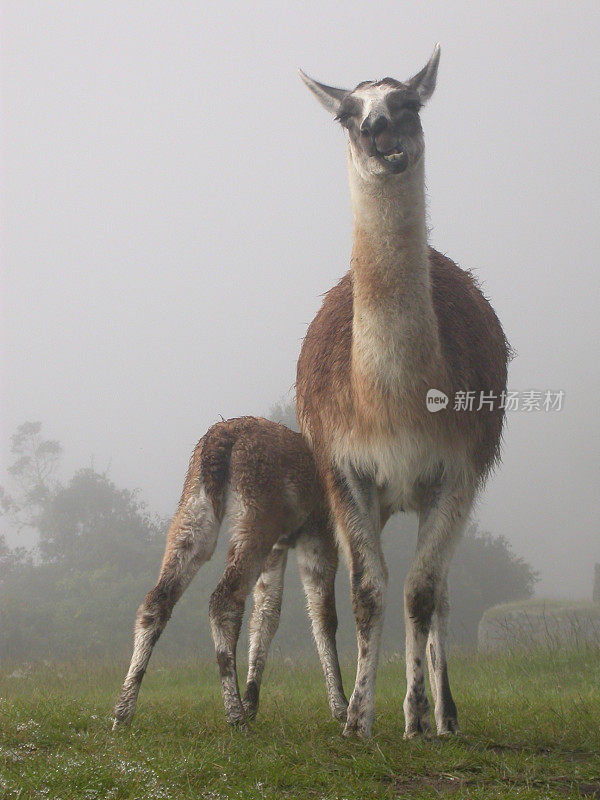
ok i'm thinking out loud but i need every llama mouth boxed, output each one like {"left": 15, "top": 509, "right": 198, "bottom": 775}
{"left": 382, "top": 150, "right": 405, "bottom": 163}
{"left": 376, "top": 148, "right": 408, "bottom": 172}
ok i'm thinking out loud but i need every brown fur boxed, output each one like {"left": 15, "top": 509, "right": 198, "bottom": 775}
{"left": 113, "top": 417, "right": 347, "bottom": 730}
{"left": 297, "top": 249, "right": 509, "bottom": 481}
{"left": 296, "top": 51, "right": 509, "bottom": 739}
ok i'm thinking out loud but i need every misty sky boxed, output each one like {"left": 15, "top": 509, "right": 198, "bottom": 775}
{"left": 2, "top": 1, "right": 599, "bottom": 597}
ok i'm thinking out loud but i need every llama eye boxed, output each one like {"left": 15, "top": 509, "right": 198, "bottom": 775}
{"left": 401, "top": 101, "right": 421, "bottom": 114}
{"left": 335, "top": 112, "right": 352, "bottom": 127}
{"left": 389, "top": 99, "right": 421, "bottom": 117}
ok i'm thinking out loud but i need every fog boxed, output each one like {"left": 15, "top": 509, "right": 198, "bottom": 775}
{"left": 2, "top": 0, "right": 598, "bottom": 597}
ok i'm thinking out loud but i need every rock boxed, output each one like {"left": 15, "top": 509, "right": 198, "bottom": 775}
{"left": 478, "top": 600, "right": 600, "bottom": 651}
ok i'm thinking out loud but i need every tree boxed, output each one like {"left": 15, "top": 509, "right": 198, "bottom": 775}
{"left": 35, "top": 468, "right": 164, "bottom": 571}
{"left": 447, "top": 522, "right": 537, "bottom": 644}
{"left": 0, "top": 424, "right": 171, "bottom": 659}
{"left": 267, "top": 398, "right": 299, "bottom": 432}
{"left": 1, "top": 421, "right": 62, "bottom": 532}
{"left": 0, "top": 534, "right": 31, "bottom": 581}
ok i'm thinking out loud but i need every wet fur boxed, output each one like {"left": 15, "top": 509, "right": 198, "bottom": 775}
{"left": 297, "top": 54, "right": 509, "bottom": 739}
{"left": 113, "top": 417, "right": 347, "bottom": 729}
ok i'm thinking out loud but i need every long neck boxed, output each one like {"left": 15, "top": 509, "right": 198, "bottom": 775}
{"left": 347, "top": 153, "right": 440, "bottom": 386}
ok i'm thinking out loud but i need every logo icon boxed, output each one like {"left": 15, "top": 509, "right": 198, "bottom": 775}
{"left": 426, "top": 389, "right": 448, "bottom": 412}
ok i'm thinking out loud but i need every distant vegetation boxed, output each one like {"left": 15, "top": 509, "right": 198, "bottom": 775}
{"left": 0, "top": 418, "right": 537, "bottom": 662}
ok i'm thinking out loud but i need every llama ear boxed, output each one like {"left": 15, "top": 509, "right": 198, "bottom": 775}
{"left": 407, "top": 44, "right": 441, "bottom": 103}
{"left": 298, "top": 69, "right": 348, "bottom": 115}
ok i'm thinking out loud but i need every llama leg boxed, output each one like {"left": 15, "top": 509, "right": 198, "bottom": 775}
{"left": 242, "top": 544, "right": 288, "bottom": 719}
{"left": 426, "top": 573, "right": 459, "bottom": 735}
{"left": 327, "top": 467, "right": 384, "bottom": 738}
{"left": 209, "top": 523, "right": 278, "bottom": 726}
{"left": 113, "top": 489, "right": 219, "bottom": 729}
{"left": 296, "top": 524, "right": 348, "bottom": 721}
{"left": 403, "top": 487, "right": 470, "bottom": 739}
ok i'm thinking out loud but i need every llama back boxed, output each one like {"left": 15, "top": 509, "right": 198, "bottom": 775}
{"left": 178, "top": 417, "right": 325, "bottom": 537}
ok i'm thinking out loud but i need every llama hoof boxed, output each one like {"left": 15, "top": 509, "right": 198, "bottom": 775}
{"left": 225, "top": 703, "right": 249, "bottom": 728}
{"left": 403, "top": 717, "right": 433, "bottom": 740}
{"left": 242, "top": 681, "right": 259, "bottom": 720}
{"left": 342, "top": 716, "right": 372, "bottom": 739}
{"left": 236, "top": 721, "right": 252, "bottom": 734}
{"left": 241, "top": 701, "right": 258, "bottom": 721}
{"left": 403, "top": 728, "right": 433, "bottom": 741}
{"left": 342, "top": 724, "right": 371, "bottom": 740}
{"left": 437, "top": 718, "right": 461, "bottom": 737}
{"left": 228, "top": 719, "right": 251, "bottom": 734}
{"left": 331, "top": 698, "right": 349, "bottom": 722}
{"left": 343, "top": 695, "right": 373, "bottom": 738}
{"left": 226, "top": 714, "right": 248, "bottom": 728}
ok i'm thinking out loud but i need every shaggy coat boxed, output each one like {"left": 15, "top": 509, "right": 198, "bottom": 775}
{"left": 297, "top": 249, "right": 508, "bottom": 487}
{"left": 298, "top": 47, "right": 509, "bottom": 738}
{"left": 113, "top": 417, "right": 347, "bottom": 729}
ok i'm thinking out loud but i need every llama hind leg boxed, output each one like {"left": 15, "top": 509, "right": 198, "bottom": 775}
{"left": 209, "top": 523, "right": 278, "bottom": 726}
{"left": 113, "top": 490, "right": 219, "bottom": 729}
{"left": 242, "top": 544, "right": 288, "bottom": 719}
{"left": 296, "top": 526, "right": 348, "bottom": 721}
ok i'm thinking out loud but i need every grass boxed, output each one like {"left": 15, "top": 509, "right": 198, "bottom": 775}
{"left": 1, "top": 647, "right": 599, "bottom": 799}
{"left": 483, "top": 600, "right": 600, "bottom": 618}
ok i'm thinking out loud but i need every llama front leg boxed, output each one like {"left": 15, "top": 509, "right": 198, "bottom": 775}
{"left": 296, "top": 525, "right": 348, "bottom": 721}
{"left": 426, "top": 574, "right": 459, "bottom": 735}
{"left": 113, "top": 491, "right": 219, "bottom": 729}
{"left": 403, "top": 488, "right": 470, "bottom": 739}
{"left": 403, "top": 571, "right": 432, "bottom": 738}
{"left": 242, "top": 545, "right": 288, "bottom": 719}
{"left": 328, "top": 467, "right": 384, "bottom": 738}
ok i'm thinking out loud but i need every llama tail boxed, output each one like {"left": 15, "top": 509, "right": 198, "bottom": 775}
{"left": 197, "top": 419, "right": 242, "bottom": 521}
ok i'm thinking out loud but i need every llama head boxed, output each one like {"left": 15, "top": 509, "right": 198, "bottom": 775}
{"left": 299, "top": 44, "right": 440, "bottom": 181}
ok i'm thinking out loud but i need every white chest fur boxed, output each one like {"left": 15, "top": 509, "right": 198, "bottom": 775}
{"left": 333, "top": 429, "right": 465, "bottom": 513}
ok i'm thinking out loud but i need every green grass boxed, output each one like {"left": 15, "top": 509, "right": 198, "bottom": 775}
{"left": 1, "top": 647, "right": 599, "bottom": 799}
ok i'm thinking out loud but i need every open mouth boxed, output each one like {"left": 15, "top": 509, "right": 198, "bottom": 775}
{"left": 374, "top": 147, "right": 408, "bottom": 172}
{"left": 382, "top": 149, "right": 405, "bottom": 163}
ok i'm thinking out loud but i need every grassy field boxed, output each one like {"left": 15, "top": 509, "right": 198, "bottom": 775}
{"left": 1, "top": 647, "right": 599, "bottom": 799}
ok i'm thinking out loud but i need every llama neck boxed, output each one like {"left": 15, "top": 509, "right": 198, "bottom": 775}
{"left": 347, "top": 154, "right": 440, "bottom": 385}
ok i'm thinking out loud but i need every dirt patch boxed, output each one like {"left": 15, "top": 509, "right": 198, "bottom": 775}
{"left": 389, "top": 774, "right": 472, "bottom": 794}
{"left": 482, "top": 740, "right": 596, "bottom": 762}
